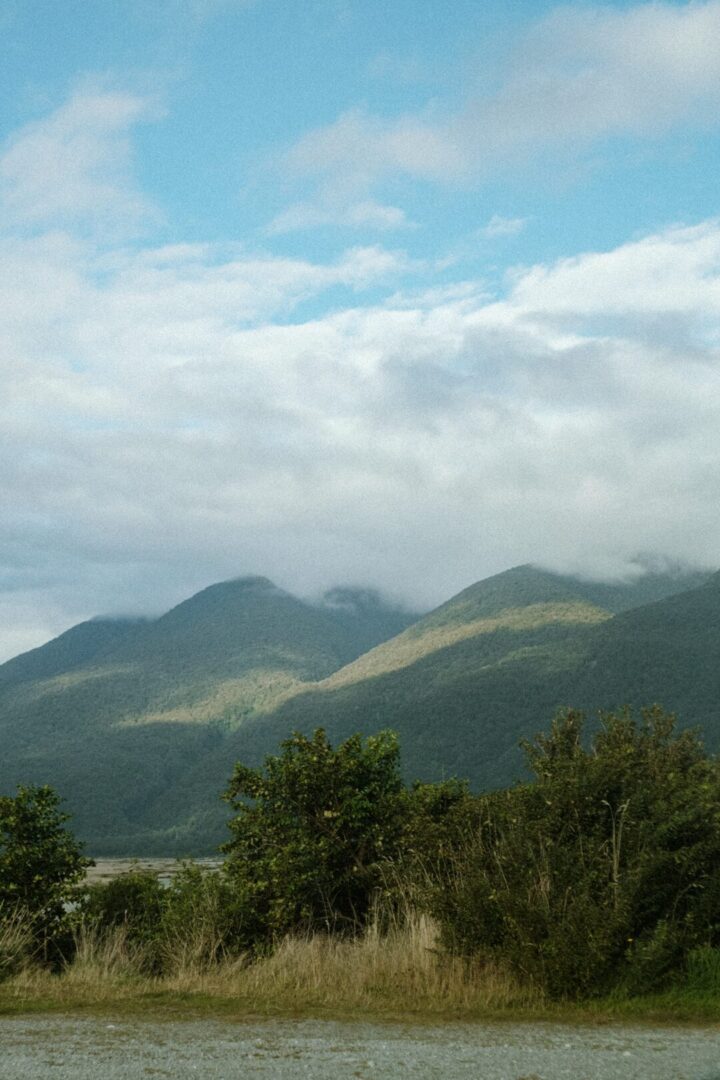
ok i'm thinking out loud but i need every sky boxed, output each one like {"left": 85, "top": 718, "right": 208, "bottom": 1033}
{"left": 2, "top": 0, "right": 720, "bottom": 660}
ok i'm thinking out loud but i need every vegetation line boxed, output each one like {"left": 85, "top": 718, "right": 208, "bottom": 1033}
{"left": 3, "top": 706, "right": 720, "bottom": 1022}
{"left": 3, "top": 918, "right": 720, "bottom": 1025}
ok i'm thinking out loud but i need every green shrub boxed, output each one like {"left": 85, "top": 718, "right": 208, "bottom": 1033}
{"left": 434, "top": 707, "right": 720, "bottom": 998}
{"left": 685, "top": 946, "right": 720, "bottom": 995}
{"left": 81, "top": 871, "right": 167, "bottom": 971}
{"left": 389, "top": 778, "right": 479, "bottom": 913}
{"left": 161, "top": 864, "right": 244, "bottom": 969}
{"left": 0, "top": 785, "right": 91, "bottom": 962}
{"left": 222, "top": 728, "right": 406, "bottom": 947}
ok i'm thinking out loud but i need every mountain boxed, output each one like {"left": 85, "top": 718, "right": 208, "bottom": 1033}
{"left": 0, "top": 563, "right": 714, "bottom": 854}
{"left": 0, "top": 576, "right": 416, "bottom": 851}
{"left": 0, "top": 617, "right": 146, "bottom": 690}
{"left": 235, "top": 565, "right": 717, "bottom": 796}
{"left": 562, "top": 570, "right": 720, "bottom": 715}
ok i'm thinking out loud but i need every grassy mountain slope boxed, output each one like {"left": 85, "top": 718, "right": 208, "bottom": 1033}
{"left": 321, "top": 566, "right": 611, "bottom": 690}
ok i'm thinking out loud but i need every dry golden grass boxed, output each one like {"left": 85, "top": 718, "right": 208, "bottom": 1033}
{"left": 0, "top": 909, "right": 35, "bottom": 979}
{"left": 244, "top": 913, "right": 525, "bottom": 1011}
{"left": 165, "top": 912, "right": 530, "bottom": 1012}
{"left": 0, "top": 912, "right": 536, "bottom": 1018}
{"left": 61, "top": 924, "right": 144, "bottom": 987}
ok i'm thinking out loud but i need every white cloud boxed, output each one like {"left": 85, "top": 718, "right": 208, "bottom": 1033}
{"left": 505, "top": 219, "right": 720, "bottom": 320}
{"left": 0, "top": 89, "right": 158, "bottom": 235}
{"left": 280, "top": 1, "right": 720, "bottom": 193}
{"left": 267, "top": 199, "right": 411, "bottom": 235}
{"left": 4, "top": 211, "right": 720, "bottom": 658}
{"left": 479, "top": 215, "right": 528, "bottom": 239}
{"left": 4, "top": 68, "right": 720, "bottom": 658}
{"left": 285, "top": 106, "right": 460, "bottom": 187}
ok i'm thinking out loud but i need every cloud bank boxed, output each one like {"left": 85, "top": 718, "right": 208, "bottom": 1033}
{"left": 3, "top": 0, "right": 720, "bottom": 660}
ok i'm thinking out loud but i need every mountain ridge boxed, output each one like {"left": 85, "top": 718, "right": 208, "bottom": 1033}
{"left": 0, "top": 563, "right": 715, "bottom": 854}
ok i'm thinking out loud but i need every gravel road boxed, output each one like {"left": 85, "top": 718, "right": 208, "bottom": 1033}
{"left": 1, "top": 1015, "right": 720, "bottom": 1079}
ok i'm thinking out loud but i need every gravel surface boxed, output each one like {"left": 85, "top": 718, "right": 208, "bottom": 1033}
{"left": 1, "top": 1015, "right": 720, "bottom": 1079}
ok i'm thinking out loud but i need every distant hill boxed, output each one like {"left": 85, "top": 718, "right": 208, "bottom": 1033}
{"left": 206, "top": 566, "right": 706, "bottom": 785}
{"left": 0, "top": 563, "right": 714, "bottom": 855}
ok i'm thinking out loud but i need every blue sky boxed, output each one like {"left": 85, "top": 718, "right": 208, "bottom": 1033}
{"left": 2, "top": 0, "right": 720, "bottom": 658}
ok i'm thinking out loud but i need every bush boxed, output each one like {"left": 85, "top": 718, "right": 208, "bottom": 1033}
{"left": 161, "top": 864, "right": 242, "bottom": 971}
{"left": 685, "top": 947, "right": 720, "bottom": 996}
{"left": 81, "top": 870, "right": 167, "bottom": 971}
{"left": 222, "top": 728, "right": 406, "bottom": 947}
{"left": 389, "top": 778, "right": 479, "bottom": 913}
{"left": 79, "top": 864, "right": 247, "bottom": 975}
{"left": 435, "top": 707, "right": 720, "bottom": 998}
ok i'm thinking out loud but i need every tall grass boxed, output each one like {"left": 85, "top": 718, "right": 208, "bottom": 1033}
{"left": 0, "top": 909, "right": 535, "bottom": 1017}
{"left": 4, "top": 911, "right": 720, "bottom": 1022}
{"left": 0, "top": 908, "right": 35, "bottom": 980}
{"left": 62, "top": 924, "right": 143, "bottom": 986}
{"left": 206, "top": 911, "right": 528, "bottom": 1013}
{"left": 684, "top": 947, "right": 720, "bottom": 996}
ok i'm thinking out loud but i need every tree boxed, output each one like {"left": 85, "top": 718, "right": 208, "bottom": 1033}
{"left": 222, "top": 728, "right": 405, "bottom": 945}
{"left": 0, "top": 785, "right": 91, "bottom": 952}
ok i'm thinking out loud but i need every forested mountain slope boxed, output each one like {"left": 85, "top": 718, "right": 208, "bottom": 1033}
{"left": 0, "top": 577, "right": 415, "bottom": 848}
{"left": 0, "top": 617, "right": 147, "bottom": 690}
{"left": 235, "top": 567, "right": 720, "bottom": 801}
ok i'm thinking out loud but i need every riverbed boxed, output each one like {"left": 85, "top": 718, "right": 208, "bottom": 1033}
{"left": 1, "top": 1015, "right": 719, "bottom": 1079}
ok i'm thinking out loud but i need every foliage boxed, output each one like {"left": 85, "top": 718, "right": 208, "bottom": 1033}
{"left": 685, "top": 947, "right": 720, "bottom": 996}
{"left": 80, "top": 863, "right": 244, "bottom": 973}
{"left": 160, "top": 863, "right": 245, "bottom": 970}
{"left": 0, "top": 785, "right": 91, "bottom": 917}
{"left": 0, "top": 908, "right": 34, "bottom": 980}
{"left": 222, "top": 728, "right": 406, "bottom": 945}
{"left": 6, "top": 703, "right": 720, "bottom": 1005}
{"left": 434, "top": 707, "right": 720, "bottom": 997}
{"left": 0, "top": 785, "right": 91, "bottom": 958}
{"left": 391, "top": 778, "right": 479, "bottom": 909}
{"left": 81, "top": 870, "right": 166, "bottom": 970}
